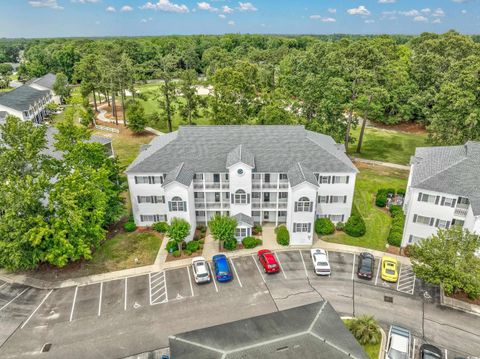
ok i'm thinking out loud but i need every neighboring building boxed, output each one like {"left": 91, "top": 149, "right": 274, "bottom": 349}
{"left": 26, "top": 73, "right": 61, "bottom": 104}
{"left": 402, "top": 141, "right": 480, "bottom": 248}
{"left": 168, "top": 301, "right": 369, "bottom": 359}
{"left": 126, "top": 125, "right": 357, "bottom": 244}
{"left": 0, "top": 85, "right": 53, "bottom": 123}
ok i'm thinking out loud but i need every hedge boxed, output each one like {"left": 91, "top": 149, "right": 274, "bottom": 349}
{"left": 276, "top": 225, "right": 290, "bottom": 246}
{"left": 172, "top": 250, "right": 181, "bottom": 258}
{"left": 223, "top": 238, "right": 237, "bottom": 250}
{"left": 375, "top": 189, "right": 388, "bottom": 207}
{"left": 153, "top": 221, "right": 169, "bottom": 233}
{"left": 186, "top": 240, "right": 200, "bottom": 252}
{"left": 166, "top": 240, "right": 178, "bottom": 252}
{"left": 336, "top": 222, "right": 345, "bottom": 231}
{"left": 344, "top": 207, "right": 366, "bottom": 237}
{"left": 315, "top": 218, "right": 335, "bottom": 235}
{"left": 124, "top": 221, "right": 136, "bottom": 232}
{"left": 242, "top": 236, "right": 262, "bottom": 249}
{"left": 388, "top": 205, "right": 405, "bottom": 247}
{"left": 252, "top": 224, "right": 262, "bottom": 235}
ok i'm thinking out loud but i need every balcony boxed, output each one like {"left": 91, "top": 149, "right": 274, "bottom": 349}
{"left": 195, "top": 202, "right": 205, "bottom": 209}
{"left": 262, "top": 202, "right": 277, "bottom": 209}
{"left": 193, "top": 183, "right": 203, "bottom": 189}
{"left": 454, "top": 207, "right": 469, "bottom": 217}
{"left": 278, "top": 202, "right": 288, "bottom": 209}
{"left": 204, "top": 182, "right": 221, "bottom": 189}
{"left": 262, "top": 183, "right": 277, "bottom": 189}
{"left": 222, "top": 183, "right": 230, "bottom": 189}
{"left": 279, "top": 183, "right": 289, "bottom": 189}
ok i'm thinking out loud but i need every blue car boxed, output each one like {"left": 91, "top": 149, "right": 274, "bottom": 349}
{"left": 212, "top": 254, "right": 233, "bottom": 282}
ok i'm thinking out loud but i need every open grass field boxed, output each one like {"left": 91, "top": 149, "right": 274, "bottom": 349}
{"left": 348, "top": 126, "right": 429, "bottom": 165}
{"left": 323, "top": 163, "right": 409, "bottom": 251}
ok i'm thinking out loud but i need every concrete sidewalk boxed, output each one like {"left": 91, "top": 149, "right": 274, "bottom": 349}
{"left": 0, "top": 227, "right": 411, "bottom": 290}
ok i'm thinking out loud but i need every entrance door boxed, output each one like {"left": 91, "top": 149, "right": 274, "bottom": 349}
{"left": 263, "top": 211, "right": 269, "bottom": 221}
{"left": 263, "top": 192, "right": 270, "bottom": 202}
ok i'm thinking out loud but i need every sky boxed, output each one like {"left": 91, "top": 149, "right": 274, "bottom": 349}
{"left": 0, "top": 0, "right": 479, "bottom": 38}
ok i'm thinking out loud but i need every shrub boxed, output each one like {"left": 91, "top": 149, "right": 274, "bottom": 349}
{"left": 375, "top": 189, "right": 388, "bottom": 207}
{"left": 197, "top": 224, "right": 207, "bottom": 234}
{"left": 184, "top": 249, "right": 192, "bottom": 256}
{"left": 388, "top": 206, "right": 405, "bottom": 247}
{"left": 124, "top": 221, "right": 136, "bottom": 232}
{"left": 223, "top": 238, "right": 237, "bottom": 251}
{"left": 198, "top": 239, "right": 205, "bottom": 245}
{"left": 153, "top": 221, "right": 169, "bottom": 233}
{"left": 242, "top": 236, "right": 262, "bottom": 249}
{"left": 165, "top": 240, "right": 178, "bottom": 253}
{"left": 172, "top": 250, "right": 181, "bottom": 258}
{"left": 345, "top": 208, "right": 366, "bottom": 237}
{"left": 347, "top": 315, "right": 381, "bottom": 345}
{"left": 252, "top": 224, "right": 262, "bottom": 235}
{"left": 396, "top": 188, "right": 406, "bottom": 196}
{"left": 386, "top": 188, "right": 396, "bottom": 196}
{"left": 315, "top": 218, "right": 335, "bottom": 235}
{"left": 186, "top": 240, "right": 200, "bottom": 253}
{"left": 336, "top": 222, "right": 345, "bottom": 231}
{"left": 276, "top": 225, "right": 290, "bottom": 246}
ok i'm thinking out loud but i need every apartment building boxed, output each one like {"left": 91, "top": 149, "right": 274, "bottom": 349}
{"left": 0, "top": 85, "right": 53, "bottom": 123}
{"left": 402, "top": 141, "right": 480, "bottom": 247}
{"left": 126, "top": 126, "right": 357, "bottom": 245}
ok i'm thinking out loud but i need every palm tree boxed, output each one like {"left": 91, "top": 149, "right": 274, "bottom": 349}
{"left": 348, "top": 315, "right": 381, "bottom": 345}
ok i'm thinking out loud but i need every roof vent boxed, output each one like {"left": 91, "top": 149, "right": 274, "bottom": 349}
{"left": 276, "top": 346, "right": 289, "bottom": 352}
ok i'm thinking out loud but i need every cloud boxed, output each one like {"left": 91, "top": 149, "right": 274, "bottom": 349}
{"left": 365, "top": 19, "right": 375, "bottom": 23}
{"left": 218, "top": 14, "right": 226, "bottom": 19}
{"left": 347, "top": 6, "right": 370, "bottom": 16}
{"left": 327, "top": 8, "right": 336, "bottom": 13}
{"left": 106, "top": 6, "right": 116, "bottom": 12}
{"left": 121, "top": 5, "right": 133, "bottom": 12}
{"left": 71, "top": 0, "right": 101, "bottom": 3}
{"left": 222, "top": 5, "right": 234, "bottom": 13}
{"left": 140, "top": 0, "right": 189, "bottom": 13}
{"left": 237, "top": 2, "right": 257, "bottom": 12}
{"left": 378, "top": 0, "right": 395, "bottom": 3}
{"left": 197, "top": 2, "right": 216, "bottom": 11}
{"left": 432, "top": 8, "right": 445, "bottom": 17}
{"left": 228, "top": 20, "right": 235, "bottom": 26}
{"left": 309, "top": 15, "right": 336, "bottom": 22}
{"left": 461, "top": 9, "right": 467, "bottom": 14}
{"left": 414, "top": 15, "right": 428, "bottom": 22}
{"left": 29, "top": 0, "right": 63, "bottom": 10}
{"left": 381, "top": 10, "right": 397, "bottom": 19}
{"left": 398, "top": 9, "right": 420, "bottom": 17}
{"left": 432, "top": 18, "right": 442, "bottom": 23}
{"left": 421, "top": 8, "right": 431, "bottom": 14}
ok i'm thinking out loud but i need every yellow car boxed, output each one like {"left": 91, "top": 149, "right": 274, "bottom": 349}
{"left": 381, "top": 256, "right": 398, "bottom": 282}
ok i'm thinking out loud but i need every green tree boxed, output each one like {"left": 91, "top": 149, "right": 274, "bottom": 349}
{"left": 347, "top": 316, "right": 381, "bottom": 345}
{"left": 53, "top": 72, "right": 71, "bottom": 104}
{"left": 178, "top": 69, "right": 204, "bottom": 125}
{"left": 208, "top": 215, "right": 237, "bottom": 249}
{"left": 0, "top": 63, "right": 13, "bottom": 89}
{"left": 167, "top": 218, "right": 191, "bottom": 253}
{"left": 74, "top": 53, "right": 101, "bottom": 112}
{"left": 410, "top": 226, "right": 480, "bottom": 299}
{"left": 125, "top": 100, "right": 147, "bottom": 133}
{"left": 156, "top": 54, "right": 178, "bottom": 132}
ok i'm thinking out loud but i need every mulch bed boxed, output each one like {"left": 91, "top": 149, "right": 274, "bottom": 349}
{"left": 446, "top": 291, "right": 480, "bottom": 306}
{"left": 386, "top": 246, "right": 401, "bottom": 255}
{"left": 165, "top": 249, "right": 203, "bottom": 262}
{"left": 369, "top": 120, "right": 427, "bottom": 134}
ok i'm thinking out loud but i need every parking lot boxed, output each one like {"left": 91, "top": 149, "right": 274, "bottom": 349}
{"left": 0, "top": 250, "right": 478, "bottom": 358}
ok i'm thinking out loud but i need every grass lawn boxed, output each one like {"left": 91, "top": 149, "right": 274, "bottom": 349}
{"left": 348, "top": 126, "right": 428, "bottom": 165}
{"left": 343, "top": 319, "right": 381, "bottom": 359}
{"left": 323, "top": 163, "right": 409, "bottom": 251}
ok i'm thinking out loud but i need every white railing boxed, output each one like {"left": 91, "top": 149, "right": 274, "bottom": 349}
{"left": 205, "top": 183, "right": 221, "bottom": 189}
{"left": 454, "top": 207, "right": 468, "bottom": 217}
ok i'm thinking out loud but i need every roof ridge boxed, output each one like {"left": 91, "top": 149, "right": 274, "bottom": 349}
{"left": 415, "top": 156, "right": 467, "bottom": 188}
{"left": 297, "top": 162, "right": 306, "bottom": 179}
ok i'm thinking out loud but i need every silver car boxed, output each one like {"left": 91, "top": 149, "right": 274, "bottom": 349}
{"left": 386, "top": 325, "right": 411, "bottom": 359}
{"left": 192, "top": 256, "right": 211, "bottom": 284}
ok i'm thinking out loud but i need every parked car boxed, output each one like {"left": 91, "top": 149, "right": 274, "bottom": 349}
{"left": 310, "top": 249, "right": 331, "bottom": 276}
{"left": 212, "top": 254, "right": 233, "bottom": 282}
{"left": 191, "top": 256, "right": 211, "bottom": 284}
{"left": 257, "top": 249, "right": 280, "bottom": 274}
{"left": 386, "top": 325, "right": 411, "bottom": 359}
{"left": 420, "top": 344, "right": 443, "bottom": 359}
{"left": 381, "top": 256, "right": 399, "bottom": 283}
{"left": 357, "top": 252, "right": 375, "bottom": 280}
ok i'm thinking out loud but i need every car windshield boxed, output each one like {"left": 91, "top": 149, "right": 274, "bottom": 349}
{"left": 218, "top": 271, "right": 229, "bottom": 276}
{"left": 317, "top": 262, "right": 328, "bottom": 267}
{"left": 387, "top": 348, "right": 408, "bottom": 359}
{"left": 197, "top": 272, "right": 209, "bottom": 278}
{"left": 386, "top": 269, "right": 396, "bottom": 275}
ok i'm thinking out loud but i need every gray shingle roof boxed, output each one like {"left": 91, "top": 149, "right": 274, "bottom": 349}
{"left": 27, "top": 73, "right": 56, "bottom": 90}
{"left": 169, "top": 301, "right": 369, "bottom": 359}
{"left": 0, "top": 85, "right": 50, "bottom": 111}
{"left": 226, "top": 144, "right": 255, "bottom": 168}
{"left": 126, "top": 126, "right": 357, "bottom": 175}
{"left": 163, "top": 162, "right": 194, "bottom": 187}
{"left": 410, "top": 141, "right": 480, "bottom": 215}
{"left": 232, "top": 213, "right": 254, "bottom": 226}
{"left": 288, "top": 162, "right": 319, "bottom": 188}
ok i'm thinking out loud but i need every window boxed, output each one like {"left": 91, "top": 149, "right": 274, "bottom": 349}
{"left": 263, "top": 192, "right": 270, "bottom": 202}
{"left": 318, "top": 195, "right": 328, "bottom": 203}
{"left": 329, "top": 214, "right": 345, "bottom": 222}
{"left": 252, "top": 192, "right": 261, "bottom": 199}
{"left": 279, "top": 173, "right": 288, "bottom": 180}
{"left": 418, "top": 193, "right": 438, "bottom": 204}
{"left": 319, "top": 176, "right": 331, "bottom": 184}
{"left": 235, "top": 228, "right": 250, "bottom": 238}
{"left": 278, "top": 211, "right": 287, "bottom": 217}
{"left": 413, "top": 214, "right": 434, "bottom": 226}
{"left": 194, "top": 192, "right": 204, "bottom": 199}
{"left": 140, "top": 214, "right": 166, "bottom": 222}
{"left": 452, "top": 219, "right": 465, "bottom": 227}
{"left": 169, "top": 196, "right": 186, "bottom": 211}
{"left": 295, "top": 197, "right": 313, "bottom": 212}
{"left": 332, "top": 176, "right": 349, "bottom": 184}
{"left": 213, "top": 174, "right": 220, "bottom": 183}
{"left": 215, "top": 192, "right": 221, "bottom": 202}
{"left": 457, "top": 197, "right": 470, "bottom": 207}
{"left": 234, "top": 189, "right": 248, "bottom": 204}
{"left": 436, "top": 219, "right": 450, "bottom": 229}
{"left": 252, "top": 173, "right": 261, "bottom": 180}
{"left": 252, "top": 211, "right": 260, "bottom": 217}
{"left": 408, "top": 235, "right": 424, "bottom": 244}
{"left": 293, "top": 223, "right": 311, "bottom": 233}
{"left": 134, "top": 176, "right": 163, "bottom": 184}
{"left": 137, "top": 196, "right": 165, "bottom": 204}
{"left": 237, "top": 168, "right": 244, "bottom": 176}
{"left": 329, "top": 195, "right": 347, "bottom": 203}
{"left": 441, "top": 197, "right": 456, "bottom": 207}
{"left": 264, "top": 174, "right": 270, "bottom": 183}
{"left": 193, "top": 173, "right": 203, "bottom": 180}
{"left": 196, "top": 211, "right": 206, "bottom": 217}
{"left": 279, "top": 192, "right": 288, "bottom": 199}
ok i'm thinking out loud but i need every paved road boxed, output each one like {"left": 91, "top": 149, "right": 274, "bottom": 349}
{"left": 0, "top": 250, "right": 478, "bottom": 359}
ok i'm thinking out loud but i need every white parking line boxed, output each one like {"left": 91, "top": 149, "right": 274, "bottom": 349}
{"left": 396, "top": 263, "right": 403, "bottom": 291}
{"left": 230, "top": 258, "right": 243, "bottom": 288}
{"left": 252, "top": 255, "right": 266, "bottom": 283}
{"left": 148, "top": 273, "right": 152, "bottom": 305}
{"left": 21, "top": 289, "right": 53, "bottom": 329}
{"left": 299, "top": 250, "right": 309, "bottom": 278}
{"left": 375, "top": 259, "right": 381, "bottom": 286}
{"left": 0, "top": 282, "right": 7, "bottom": 290}
{"left": 124, "top": 278, "right": 127, "bottom": 311}
{"left": 207, "top": 262, "right": 218, "bottom": 292}
{"left": 69, "top": 286, "right": 78, "bottom": 322}
{"left": 187, "top": 266, "right": 194, "bottom": 297}
{"left": 0, "top": 287, "right": 28, "bottom": 312}
{"left": 98, "top": 282, "right": 103, "bottom": 316}
{"left": 274, "top": 253, "right": 287, "bottom": 279}
{"left": 351, "top": 254, "right": 356, "bottom": 280}
{"left": 444, "top": 349, "right": 447, "bottom": 358}
{"left": 412, "top": 338, "right": 416, "bottom": 359}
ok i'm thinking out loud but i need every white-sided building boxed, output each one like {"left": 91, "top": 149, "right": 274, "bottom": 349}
{"left": 0, "top": 85, "right": 53, "bottom": 123}
{"left": 26, "top": 73, "right": 61, "bottom": 105}
{"left": 126, "top": 126, "right": 357, "bottom": 245}
{"left": 402, "top": 141, "right": 480, "bottom": 248}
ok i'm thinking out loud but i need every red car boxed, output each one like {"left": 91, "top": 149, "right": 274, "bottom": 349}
{"left": 258, "top": 249, "right": 280, "bottom": 274}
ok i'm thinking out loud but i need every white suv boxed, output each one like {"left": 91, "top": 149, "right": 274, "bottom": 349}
{"left": 386, "top": 325, "right": 411, "bottom": 359}
{"left": 310, "top": 249, "right": 331, "bottom": 276}
{"left": 191, "top": 257, "right": 211, "bottom": 284}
